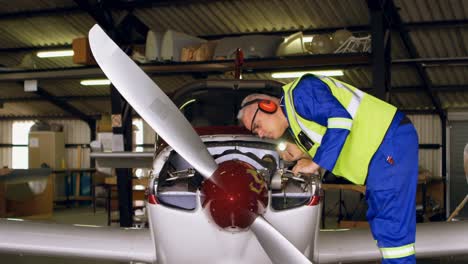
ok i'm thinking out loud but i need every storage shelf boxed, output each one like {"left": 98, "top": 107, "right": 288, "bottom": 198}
{"left": 0, "top": 53, "right": 370, "bottom": 81}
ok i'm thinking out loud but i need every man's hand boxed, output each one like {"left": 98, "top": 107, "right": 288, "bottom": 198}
{"left": 278, "top": 142, "right": 308, "bottom": 162}
{"left": 292, "top": 158, "right": 320, "bottom": 176}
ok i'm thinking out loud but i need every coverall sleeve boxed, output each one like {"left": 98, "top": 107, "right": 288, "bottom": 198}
{"left": 292, "top": 75, "right": 352, "bottom": 172}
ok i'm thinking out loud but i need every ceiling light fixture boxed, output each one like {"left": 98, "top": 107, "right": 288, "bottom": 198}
{"left": 271, "top": 70, "right": 344, "bottom": 79}
{"left": 36, "top": 50, "right": 74, "bottom": 58}
{"left": 80, "top": 79, "right": 111, "bottom": 86}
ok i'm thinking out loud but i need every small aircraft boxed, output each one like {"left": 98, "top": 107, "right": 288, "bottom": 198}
{"left": 0, "top": 24, "right": 467, "bottom": 264}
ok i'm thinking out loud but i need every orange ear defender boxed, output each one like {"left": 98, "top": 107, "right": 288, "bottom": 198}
{"left": 242, "top": 99, "right": 278, "bottom": 114}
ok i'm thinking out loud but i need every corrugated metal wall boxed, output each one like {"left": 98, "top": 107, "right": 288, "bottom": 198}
{"left": 408, "top": 114, "right": 442, "bottom": 177}
{"left": 0, "top": 121, "right": 13, "bottom": 168}
{"left": 51, "top": 120, "right": 91, "bottom": 168}
{"left": 0, "top": 120, "right": 90, "bottom": 169}
{"left": 449, "top": 121, "right": 468, "bottom": 217}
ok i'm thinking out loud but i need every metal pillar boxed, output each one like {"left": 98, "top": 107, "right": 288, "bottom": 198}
{"left": 388, "top": 0, "right": 448, "bottom": 217}
{"left": 368, "top": 0, "right": 392, "bottom": 101}
{"left": 111, "top": 87, "right": 133, "bottom": 227}
{"left": 74, "top": 0, "right": 149, "bottom": 227}
{"left": 441, "top": 116, "right": 448, "bottom": 217}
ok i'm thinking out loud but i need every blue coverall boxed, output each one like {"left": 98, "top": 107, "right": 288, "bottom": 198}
{"left": 282, "top": 76, "right": 419, "bottom": 263}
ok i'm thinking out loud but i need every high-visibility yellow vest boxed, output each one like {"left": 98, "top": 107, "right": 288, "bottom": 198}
{"left": 283, "top": 74, "right": 397, "bottom": 184}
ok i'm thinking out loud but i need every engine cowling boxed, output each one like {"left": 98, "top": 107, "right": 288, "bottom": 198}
{"left": 201, "top": 160, "right": 268, "bottom": 231}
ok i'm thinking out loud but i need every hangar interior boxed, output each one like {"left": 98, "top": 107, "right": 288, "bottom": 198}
{"left": 0, "top": 0, "right": 467, "bottom": 263}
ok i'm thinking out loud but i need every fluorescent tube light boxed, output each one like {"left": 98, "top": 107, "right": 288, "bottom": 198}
{"left": 271, "top": 70, "right": 344, "bottom": 78}
{"left": 37, "top": 50, "right": 74, "bottom": 58}
{"left": 303, "top": 36, "right": 313, "bottom": 43}
{"left": 80, "top": 79, "right": 111, "bottom": 86}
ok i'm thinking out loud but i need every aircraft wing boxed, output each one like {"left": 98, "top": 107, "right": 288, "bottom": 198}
{"left": 0, "top": 219, "right": 156, "bottom": 263}
{"left": 315, "top": 221, "right": 468, "bottom": 263}
{"left": 0, "top": 168, "right": 51, "bottom": 184}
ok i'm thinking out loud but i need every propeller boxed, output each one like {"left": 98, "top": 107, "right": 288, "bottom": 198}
{"left": 88, "top": 25, "right": 216, "bottom": 179}
{"left": 88, "top": 24, "right": 312, "bottom": 264}
{"left": 251, "top": 217, "right": 313, "bottom": 263}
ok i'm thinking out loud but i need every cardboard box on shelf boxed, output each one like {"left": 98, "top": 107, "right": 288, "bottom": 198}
{"left": 72, "top": 37, "right": 96, "bottom": 65}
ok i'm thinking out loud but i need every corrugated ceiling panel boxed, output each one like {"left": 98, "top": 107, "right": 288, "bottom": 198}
{"left": 0, "top": 13, "right": 94, "bottom": 48}
{"left": 0, "top": 82, "right": 37, "bottom": 98}
{"left": 340, "top": 68, "right": 371, "bottom": 88}
{"left": 410, "top": 29, "right": 468, "bottom": 58}
{"left": 395, "top": 0, "right": 468, "bottom": 58}
{"left": 0, "top": 0, "right": 76, "bottom": 13}
{"left": 68, "top": 99, "right": 111, "bottom": 115}
{"left": 40, "top": 80, "right": 110, "bottom": 97}
{"left": 391, "top": 92, "right": 434, "bottom": 110}
{"left": 426, "top": 66, "right": 468, "bottom": 85}
{"left": 136, "top": 0, "right": 368, "bottom": 35}
{"left": 395, "top": 0, "right": 468, "bottom": 22}
{"left": 438, "top": 91, "right": 468, "bottom": 109}
{"left": 151, "top": 75, "right": 195, "bottom": 93}
{"left": 391, "top": 32, "right": 409, "bottom": 59}
{"left": 0, "top": 101, "right": 67, "bottom": 116}
{"left": 0, "top": 52, "right": 79, "bottom": 69}
{"left": 391, "top": 66, "right": 421, "bottom": 87}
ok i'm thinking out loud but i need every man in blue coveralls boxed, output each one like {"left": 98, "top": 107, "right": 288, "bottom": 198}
{"left": 237, "top": 74, "right": 419, "bottom": 264}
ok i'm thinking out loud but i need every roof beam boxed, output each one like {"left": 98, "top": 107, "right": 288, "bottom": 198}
{"left": 34, "top": 87, "right": 96, "bottom": 124}
{"left": 73, "top": 0, "right": 115, "bottom": 32}
{"left": 0, "top": 44, "right": 71, "bottom": 53}
{"left": 2, "top": 85, "right": 466, "bottom": 103}
{"left": 391, "top": 85, "right": 468, "bottom": 93}
{"left": 0, "top": 53, "right": 370, "bottom": 81}
{"left": 368, "top": 0, "right": 392, "bottom": 100}
{"left": 1, "top": 54, "right": 467, "bottom": 82}
{"left": 0, "top": 114, "right": 100, "bottom": 121}
{"left": 0, "top": 95, "right": 109, "bottom": 102}
{"left": 0, "top": 0, "right": 466, "bottom": 30}
{"left": 0, "top": 0, "right": 225, "bottom": 20}
{"left": 0, "top": 7, "right": 80, "bottom": 19}
{"left": 388, "top": 0, "right": 445, "bottom": 119}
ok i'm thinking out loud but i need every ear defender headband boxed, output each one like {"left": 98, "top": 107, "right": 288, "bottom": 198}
{"left": 242, "top": 99, "right": 278, "bottom": 114}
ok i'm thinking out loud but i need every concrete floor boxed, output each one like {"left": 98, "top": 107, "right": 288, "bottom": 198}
{"left": 0, "top": 206, "right": 467, "bottom": 264}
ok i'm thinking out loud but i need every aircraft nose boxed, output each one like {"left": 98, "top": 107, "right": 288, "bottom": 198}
{"left": 201, "top": 160, "right": 268, "bottom": 231}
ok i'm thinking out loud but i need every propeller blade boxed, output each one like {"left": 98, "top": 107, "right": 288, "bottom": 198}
{"left": 88, "top": 24, "right": 218, "bottom": 178}
{"left": 250, "top": 217, "right": 312, "bottom": 264}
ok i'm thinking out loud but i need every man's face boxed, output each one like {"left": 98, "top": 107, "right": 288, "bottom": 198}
{"left": 241, "top": 105, "right": 284, "bottom": 139}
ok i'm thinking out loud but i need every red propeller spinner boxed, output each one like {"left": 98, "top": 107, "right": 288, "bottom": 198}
{"left": 201, "top": 160, "right": 269, "bottom": 231}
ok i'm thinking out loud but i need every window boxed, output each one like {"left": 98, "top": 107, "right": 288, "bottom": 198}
{"left": 12, "top": 121, "right": 34, "bottom": 169}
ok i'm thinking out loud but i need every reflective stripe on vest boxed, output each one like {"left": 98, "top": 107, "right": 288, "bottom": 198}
{"left": 380, "top": 243, "right": 415, "bottom": 259}
{"left": 322, "top": 76, "right": 364, "bottom": 118}
{"left": 328, "top": 117, "right": 352, "bottom": 130}
{"left": 283, "top": 77, "right": 324, "bottom": 146}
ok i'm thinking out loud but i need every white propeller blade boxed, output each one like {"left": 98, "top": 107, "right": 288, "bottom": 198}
{"left": 88, "top": 24, "right": 218, "bottom": 178}
{"left": 251, "top": 217, "right": 313, "bottom": 264}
